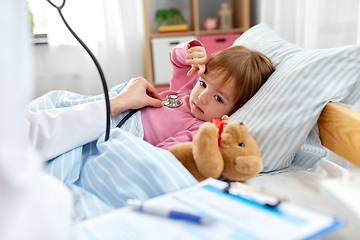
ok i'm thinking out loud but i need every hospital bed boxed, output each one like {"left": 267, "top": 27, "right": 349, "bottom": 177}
{"left": 232, "top": 23, "right": 360, "bottom": 238}
{"left": 244, "top": 102, "right": 360, "bottom": 238}
{"left": 318, "top": 102, "right": 360, "bottom": 166}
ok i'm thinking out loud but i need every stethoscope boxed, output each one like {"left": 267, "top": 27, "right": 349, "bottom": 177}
{"left": 163, "top": 94, "right": 183, "bottom": 108}
{"left": 47, "top": 0, "right": 111, "bottom": 141}
{"left": 115, "top": 94, "right": 182, "bottom": 128}
{"left": 47, "top": 0, "right": 182, "bottom": 133}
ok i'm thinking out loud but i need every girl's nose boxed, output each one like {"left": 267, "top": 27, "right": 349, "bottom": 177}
{"left": 198, "top": 91, "right": 208, "bottom": 105}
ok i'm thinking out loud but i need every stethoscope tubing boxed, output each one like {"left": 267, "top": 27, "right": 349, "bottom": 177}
{"left": 46, "top": 0, "right": 111, "bottom": 142}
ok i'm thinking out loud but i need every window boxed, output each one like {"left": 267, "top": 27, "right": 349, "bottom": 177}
{"left": 28, "top": 0, "right": 48, "bottom": 44}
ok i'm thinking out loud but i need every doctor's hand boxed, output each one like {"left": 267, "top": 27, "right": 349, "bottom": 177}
{"left": 186, "top": 46, "right": 207, "bottom": 77}
{"left": 109, "top": 77, "right": 163, "bottom": 118}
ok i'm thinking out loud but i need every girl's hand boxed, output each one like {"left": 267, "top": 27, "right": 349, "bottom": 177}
{"left": 186, "top": 46, "right": 207, "bottom": 77}
{"left": 221, "top": 115, "right": 229, "bottom": 127}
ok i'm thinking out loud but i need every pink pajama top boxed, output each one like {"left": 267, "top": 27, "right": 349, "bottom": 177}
{"left": 141, "top": 40, "right": 205, "bottom": 150}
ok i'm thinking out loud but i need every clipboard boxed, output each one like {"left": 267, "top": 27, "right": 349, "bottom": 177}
{"left": 73, "top": 178, "right": 343, "bottom": 240}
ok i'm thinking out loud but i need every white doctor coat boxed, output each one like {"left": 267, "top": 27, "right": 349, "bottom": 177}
{"left": 0, "top": 1, "right": 107, "bottom": 239}
{"left": 25, "top": 101, "right": 107, "bottom": 162}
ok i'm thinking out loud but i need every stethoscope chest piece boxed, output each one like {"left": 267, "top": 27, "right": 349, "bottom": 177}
{"left": 163, "top": 94, "right": 182, "bottom": 108}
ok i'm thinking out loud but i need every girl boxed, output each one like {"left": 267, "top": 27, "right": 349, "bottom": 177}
{"left": 124, "top": 40, "right": 276, "bottom": 149}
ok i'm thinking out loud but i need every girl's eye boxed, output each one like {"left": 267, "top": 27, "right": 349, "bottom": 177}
{"left": 199, "top": 80, "right": 206, "bottom": 88}
{"left": 215, "top": 95, "right": 223, "bottom": 103}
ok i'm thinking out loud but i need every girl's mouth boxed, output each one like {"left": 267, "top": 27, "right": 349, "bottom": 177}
{"left": 193, "top": 102, "right": 204, "bottom": 113}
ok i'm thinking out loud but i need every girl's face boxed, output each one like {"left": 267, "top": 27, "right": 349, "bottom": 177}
{"left": 189, "top": 71, "right": 236, "bottom": 122}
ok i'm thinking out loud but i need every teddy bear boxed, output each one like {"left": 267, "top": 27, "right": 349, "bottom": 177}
{"left": 169, "top": 120, "right": 263, "bottom": 182}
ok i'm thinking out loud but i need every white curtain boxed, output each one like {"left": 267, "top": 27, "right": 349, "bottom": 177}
{"left": 258, "top": 0, "right": 360, "bottom": 112}
{"left": 258, "top": 0, "right": 360, "bottom": 109}
{"left": 34, "top": 0, "right": 144, "bottom": 97}
{"left": 259, "top": 0, "right": 360, "bottom": 50}
{"left": 258, "top": 0, "right": 360, "bottom": 167}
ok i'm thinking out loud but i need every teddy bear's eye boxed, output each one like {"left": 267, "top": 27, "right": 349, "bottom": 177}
{"left": 239, "top": 143, "right": 245, "bottom": 147}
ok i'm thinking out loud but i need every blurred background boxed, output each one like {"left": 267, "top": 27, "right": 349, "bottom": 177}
{"left": 29, "top": 0, "right": 360, "bottom": 96}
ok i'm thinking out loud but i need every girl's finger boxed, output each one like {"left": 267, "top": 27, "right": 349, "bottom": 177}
{"left": 187, "top": 66, "right": 198, "bottom": 77}
{"left": 187, "top": 58, "right": 206, "bottom": 65}
{"left": 186, "top": 52, "right": 206, "bottom": 59}
{"left": 198, "top": 65, "right": 206, "bottom": 75}
{"left": 188, "top": 46, "right": 205, "bottom": 53}
{"left": 222, "top": 115, "right": 229, "bottom": 121}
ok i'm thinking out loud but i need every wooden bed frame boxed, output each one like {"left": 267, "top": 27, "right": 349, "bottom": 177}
{"left": 318, "top": 102, "right": 360, "bottom": 167}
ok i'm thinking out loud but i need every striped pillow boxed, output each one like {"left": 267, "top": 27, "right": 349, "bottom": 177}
{"left": 230, "top": 23, "right": 360, "bottom": 173}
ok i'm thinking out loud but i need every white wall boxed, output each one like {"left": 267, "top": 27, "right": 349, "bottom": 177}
{"left": 31, "top": 1, "right": 145, "bottom": 100}
{"left": 32, "top": 44, "right": 105, "bottom": 98}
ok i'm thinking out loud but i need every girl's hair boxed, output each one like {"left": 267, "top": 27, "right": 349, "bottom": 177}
{"left": 205, "top": 46, "right": 275, "bottom": 114}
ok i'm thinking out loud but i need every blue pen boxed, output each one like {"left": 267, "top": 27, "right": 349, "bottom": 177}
{"left": 126, "top": 199, "right": 213, "bottom": 224}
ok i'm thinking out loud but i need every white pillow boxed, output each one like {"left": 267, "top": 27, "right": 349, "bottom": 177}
{"left": 230, "top": 23, "right": 360, "bottom": 173}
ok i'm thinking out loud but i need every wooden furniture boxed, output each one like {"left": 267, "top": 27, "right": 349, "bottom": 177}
{"left": 318, "top": 102, "right": 360, "bottom": 167}
{"left": 142, "top": 0, "right": 251, "bottom": 85}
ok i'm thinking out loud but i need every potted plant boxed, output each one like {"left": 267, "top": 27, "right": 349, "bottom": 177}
{"left": 155, "top": 8, "right": 188, "bottom": 33}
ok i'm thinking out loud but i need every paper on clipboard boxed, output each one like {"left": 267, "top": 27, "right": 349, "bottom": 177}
{"left": 73, "top": 178, "right": 342, "bottom": 240}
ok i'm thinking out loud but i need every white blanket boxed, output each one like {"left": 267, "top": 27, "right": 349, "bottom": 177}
{"left": 247, "top": 159, "right": 360, "bottom": 238}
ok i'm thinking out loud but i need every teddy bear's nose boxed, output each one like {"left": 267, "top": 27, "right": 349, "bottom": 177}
{"left": 239, "top": 122, "right": 244, "bottom": 126}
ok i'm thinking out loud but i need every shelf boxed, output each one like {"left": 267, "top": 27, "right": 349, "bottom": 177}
{"left": 150, "top": 31, "right": 197, "bottom": 39}
{"left": 149, "top": 28, "right": 248, "bottom": 39}
{"left": 198, "top": 28, "right": 248, "bottom": 36}
{"left": 142, "top": 0, "right": 250, "bottom": 86}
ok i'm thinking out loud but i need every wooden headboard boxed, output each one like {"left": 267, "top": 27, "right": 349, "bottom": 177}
{"left": 318, "top": 102, "right": 360, "bottom": 167}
